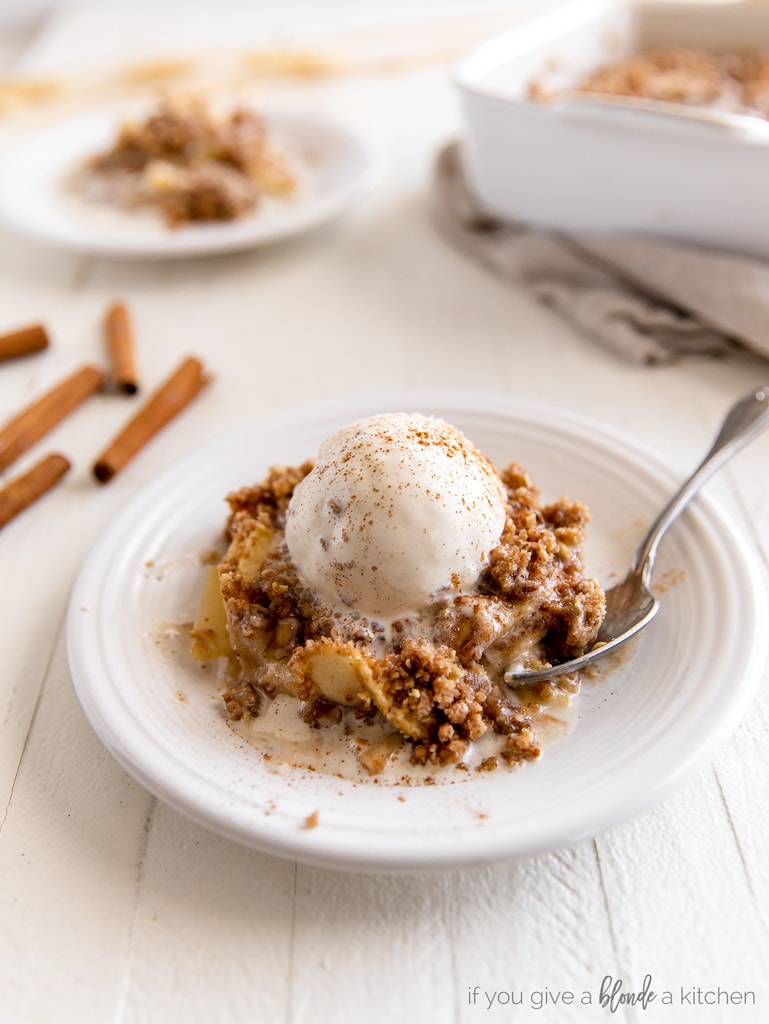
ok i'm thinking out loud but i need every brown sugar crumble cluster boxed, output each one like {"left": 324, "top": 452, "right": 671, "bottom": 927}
{"left": 82, "top": 95, "right": 298, "bottom": 226}
{"left": 547, "top": 48, "right": 769, "bottom": 118}
{"left": 192, "top": 458, "right": 605, "bottom": 776}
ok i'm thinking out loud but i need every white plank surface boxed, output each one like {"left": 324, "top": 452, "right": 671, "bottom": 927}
{"left": 1, "top": 3, "right": 768, "bottom": 1023}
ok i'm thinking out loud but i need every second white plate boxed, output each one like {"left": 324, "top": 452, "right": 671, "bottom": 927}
{"left": 0, "top": 105, "right": 378, "bottom": 258}
{"left": 66, "top": 392, "right": 768, "bottom": 870}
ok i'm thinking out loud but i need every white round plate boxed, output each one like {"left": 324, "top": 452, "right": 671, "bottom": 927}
{"left": 0, "top": 105, "right": 377, "bottom": 258}
{"left": 67, "top": 392, "right": 768, "bottom": 871}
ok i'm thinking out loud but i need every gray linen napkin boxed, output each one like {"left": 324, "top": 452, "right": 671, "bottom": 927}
{"left": 433, "top": 142, "right": 769, "bottom": 365}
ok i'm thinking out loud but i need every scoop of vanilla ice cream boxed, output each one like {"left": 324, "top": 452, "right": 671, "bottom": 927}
{"left": 284, "top": 412, "right": 508, "bottom": 621}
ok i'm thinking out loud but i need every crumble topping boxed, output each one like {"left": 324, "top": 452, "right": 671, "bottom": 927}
{"left": 532, "top": 48, "right": 769, "bottom": 120}
{"left": 80, "top": 95, "right": 299, "bottom": 226}
{"left": 193, "top": 453, "right": 605, "bottom": 776}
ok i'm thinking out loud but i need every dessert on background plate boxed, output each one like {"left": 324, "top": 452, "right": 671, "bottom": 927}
{"left": 191, "top": 412, "right": 605, "bottom": 778}
{"left": 0, "top": 100, "right": 376, "bottom": 258}
{"left": 77, "top": 94, "right": 300, "bottom": 226}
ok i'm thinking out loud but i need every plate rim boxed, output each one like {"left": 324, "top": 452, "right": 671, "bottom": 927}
{"left": 66, "top": 389, "right": 769, "bottom": 870}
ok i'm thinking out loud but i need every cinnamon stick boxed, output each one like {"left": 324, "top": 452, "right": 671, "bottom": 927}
{"left": 0, "top": 452, "right": 71, "bottom": 530}
{"left": 0, "top": 364, "right": 104, "bottom": 473}
{"left": 93, "top": 356, "right": 211, "bottom": 483}
{"left": 104, "top": 301, "right": 139, "bottom": 394}
{"left": 0, "top": 323, "right": 49, "bottom": 362}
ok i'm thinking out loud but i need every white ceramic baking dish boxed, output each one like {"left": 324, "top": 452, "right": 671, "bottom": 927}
{"left": 453, "top": 0, "right": 769, "bottom": 258}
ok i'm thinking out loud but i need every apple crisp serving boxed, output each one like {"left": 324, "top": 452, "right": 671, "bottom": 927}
{"left": 190, "top": 415, "right": 605, "bottom": 777}
{"left": 81, "top": 95, "right": 298, "bottom": 226}
{"left": 536, "top": 48, "right": 769, "bottom": 119}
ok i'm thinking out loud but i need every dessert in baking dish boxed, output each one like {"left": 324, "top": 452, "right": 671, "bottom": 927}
{"left": 548, "top": 48, "right": 769, "bottom": 119}
{"left": 191, "top": 413, "right": 605, "bottom": 774}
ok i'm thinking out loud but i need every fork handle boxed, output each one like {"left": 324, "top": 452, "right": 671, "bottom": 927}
{"left": 634, "top": 385, "right": 769, "bottom": 584}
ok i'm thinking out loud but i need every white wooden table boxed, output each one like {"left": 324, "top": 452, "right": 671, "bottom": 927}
{"left": 1, "top": 3, "right": 768, "bottom": 1022}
